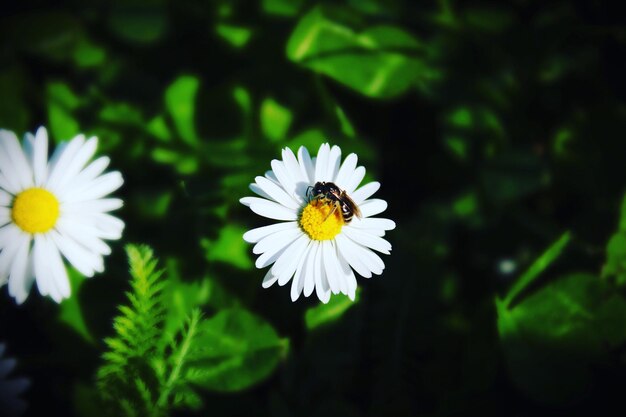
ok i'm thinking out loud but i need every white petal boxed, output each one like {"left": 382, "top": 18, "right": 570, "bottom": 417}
{"left": 337, "top": 233, "right": 384, "bottom": 274}
{"left": 0, "top": 189, "right": 11, "bottom": 206}
{"left": 254, "top": 176, "right": 299, "bottom": 210}
{"left": 33, "top": 235, "right": 52, "bottom": 299}
{"left": 44, "top": 235, "right": 71, "bottom": 301}
{"left": 335, "top": 234, "right": 372, "bottom": 278}
{"left": 0, "top": 133, "right": 25, "bottom": 193}
{"left": 249, "top": 183, "right": 273, "bottom": 200}
{"left": 62, "top": 156, "right": 111, "bottom": 193}
{"left": 254, "top": 230, "right": 301, "bottom": 269}
{"left": 314, "top": 143, "right": 330, "bottom": 182}
{"left": 0, "top": 225, "right": 24, "bottom": 278}
{"left": 8, "top": 235, "right": 31, "bottom": 304}
{"left": 240, "top": 197, "right": 298, "bottom": 221}
{"left": 350, "top": 217, "right": 396, "bottom": 232}
{"left": 344, "top": 166, "right": 366, "bottom": 195}
{"left": 272, "top": 234, "right": 309, "bottom": 286}
{"left": 55, "top": 220, "right": 112, "bottom": 255}
{"left": 282, "top": 147, "right": 305, "bottom": 183}
{"left": 62, "top": 171, "right": 123, "bottom": 203}
{"left": 290, "top": 241, "right": 311, "bottom": 301}
{"left": 334, "top": 153, "right": 358, "bottom": 190}
{"left": 61, "top": 198, "right": 124, "bottom": 214}
{"left": 303, "top": 241, "right": 320, "bottom": 297}
{"left": 54, "top": 137, "right": 98, "bottom": 192}
{"left": 359, "top": 199, "right": 388, "bottom": 218}
{"left": 50, "top": 230, "right": 103, "bottom": 277}
{"left": 342, "top": 227, "right": 392, "bottom": 254}
{"left": 351, "top": 181, "right": 380, "bottom": 205}
{"left": 63, "top": 213, "right": 124, "bottom": 240}
{"left": 337, "top": 252, "right": 357, "bottom": 300}
{"left": 322, "top": 240, "right": 341, "bottom": 295}
{"left": 326, "top": 145, "right": 342, "bottom": 182}
{"left": 243, "top": 221, "right": 298, "bottom": 243}
{"left": 261, "top": 269, "right": 278, "bottom": 288}
{"left": 314, "top": 244, "right": 331, "bottom": 303}
{"left": 297, "top": 146, "right": 315, "bottom": 183}
{"left": 0, "top": 129, "right": 33, "bottom": 190}
{"left": 270, "top": 160, "right": 300, "bottom": 203}
{"left": 46, "top": 134, "right": 85, "bottom": 191}
{"left": 253, "top": 227, "right": 302, "bottom": 255}
{"left": 0, "top": 207, "right": 10, "bottom": 227}
{"left": 33, "top": 127, "right": 49, "bottom": 185}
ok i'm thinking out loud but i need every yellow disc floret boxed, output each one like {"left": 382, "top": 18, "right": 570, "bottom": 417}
{"left": 299, "top": 199, "right": 344, "bottom": 241}
{"left": 11, "top": 188, "right": 60, "bottom": 234}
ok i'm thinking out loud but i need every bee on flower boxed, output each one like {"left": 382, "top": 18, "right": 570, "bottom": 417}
{"left": 241, "top": 143, "right": 395, "bottom": 303}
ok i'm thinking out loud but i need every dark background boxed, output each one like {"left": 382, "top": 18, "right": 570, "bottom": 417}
{"left": 2, "top": 0, "right": 626, "bottom": 416}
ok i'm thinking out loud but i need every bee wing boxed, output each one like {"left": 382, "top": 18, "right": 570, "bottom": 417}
{"left": 341, "top": 191, "right": 362, "bottom": 218}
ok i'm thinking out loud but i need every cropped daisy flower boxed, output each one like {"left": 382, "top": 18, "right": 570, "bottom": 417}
{"left": 241, "top": 143, "right": 395, "bottom": 303}
{"left": 0, "top": 343, "right": 29, "bottom": 416}
{"left": 0, "top": 127, "right": 124, "bottom": 304}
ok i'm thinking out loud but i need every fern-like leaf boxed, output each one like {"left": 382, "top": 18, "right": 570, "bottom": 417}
{"left": 96, "top": 244, "right": 167, "bottom": 416}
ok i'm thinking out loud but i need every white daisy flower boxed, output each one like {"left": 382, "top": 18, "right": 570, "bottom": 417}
{"left": 240, "top": 143, "right": 395, "bottom": 303}
{"left": 0, "top": 127, "right": 124, "bottom": 304}
{"left": 0, "top": 343, "right": 29, "bottom": 416}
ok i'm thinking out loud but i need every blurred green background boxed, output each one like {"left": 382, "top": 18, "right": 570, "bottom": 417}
{"left": 2, "top": 0, "right": 626, "bottom": 416}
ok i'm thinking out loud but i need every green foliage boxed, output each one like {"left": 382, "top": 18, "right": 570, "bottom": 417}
{"left": 287, "top": 5, "right": 438, "bottom": 98}
{"left": 58, "top": 269, "right": 94, "bottom": 343}
{"left": 184, "top": 308, "right": 289, "bottom": 392}
{"left": 165, "top": 75, "right": 200, "bottom": 147}
{"left": 200, "top": 225, "right": 253, "bottom": 270}
{"left": 47, "top": 82, "right": 81, "bottom": 142}
{"left": 94, "top": 245, "right": 285, "bottom": 416}
{"left": 497, "top": 273, "right": 626, "bottom": 404}
{"left": 260, "top": 98, "right": 293, "bottom": 142}
{"left": 305, "top": 290, "right": 360, "bottom": 330}
{"left": 602, "top": 194, "right": 626, "bottom": 286}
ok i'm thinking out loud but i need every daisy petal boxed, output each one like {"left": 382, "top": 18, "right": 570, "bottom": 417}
{"left": 262, "top": 269, "right": 278, "bottom": 289}
{"left": 273, "top": 234, "right": 309, "bottom": 286}
{"left": 240, "top": 197, "right": 298, "bottom": 221}
{"left": 322, "top": 240, "right": 341, "bottom": 295}
{"left": 359, "top": 199, "right": 388, "bottom": 218}
{"left": 50, "top": 230, "right": 103, "bottom": 277}
{"left": 255, "top": 176, "right": 299, "bottom": 210}
{"left": 8, "top": 236, "right": 31, "bottom": 304}
{"left": 344, "top": 166, "right": 366, "bottom": 195}
{"left": 315, "top": 244, "right": 331, "bottom": 303}
{"left": 297, "top": 146, "right": 315, "bottom": 183}
{"left": 243, "top": 221, "right": 298, "bottom": 243}
{"left": 46, "top": 134, "right": 85, "bottom": 192}
{"left": 303, "top": 242, "right": 320, "bottom": 297}
{"left": 334, "top": 153, "right": 358, "bottom": 190}
{"left": 290, "top": 241, "right": 311, "bottom": 302}
{"left": 351, "top": 181, "right": 380, "bottom": 205}
{"left": 342, "top": 227, "right": 392, "bottom": 254}
{"left": 326, "top": 145, "right": 342, "bottom": 182}
{"left": 314, "top": 143, "right": 330, "bottom": 182}
{"left": 253, "top": 228, "right": 302, "bottom": 255}
{"left": 254, "top": 230, "right": 300, "bottom": 269}
{"left": 33, "top": 126, "right": 49, "bottom": 185}
{"left": 0, "top": 225, "right": 23, "bottom": 278}
{"left": 0, "top": 129, "right": 33, "bottom": 190}
{"left": 335, "top": 234, "right": 372, "bottom": 278}
{"left": 350, "top": 217, "right": 396, "bottom": 231}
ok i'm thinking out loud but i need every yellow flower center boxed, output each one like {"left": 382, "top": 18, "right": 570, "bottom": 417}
{"left": 11, "top": 188, "right": 60, "bottom": 234}
{"left": 299, "top": 199, "right": 344, "bottom": 241}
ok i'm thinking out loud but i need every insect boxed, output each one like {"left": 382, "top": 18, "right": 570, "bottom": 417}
{"left": 307, "top": 181, "right": 362, "bottom": 223}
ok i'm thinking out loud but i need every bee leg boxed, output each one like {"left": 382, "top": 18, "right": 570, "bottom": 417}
{"left": 322, "top": 201, "right": 340, "bottom": 223}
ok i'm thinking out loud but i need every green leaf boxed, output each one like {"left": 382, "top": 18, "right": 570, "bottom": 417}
{"left": 262, "top": 0, "right": 304, "bottom": 17}
{"left": 184, "top": 308, "right": 288, "bottom": 392}
{"left": 165, "top": 75, "right": 200, "bottom": 147}
{"left": 108, "top": 0, "right": 167, "bottom": 44}
{"left": 601, "top": 194, "right": 626, "bottom": 286}
{"left": 497, "top": 272, "right": 626, "bottom": 404}
{"left": 0, "top": 68, "right": 29, "bottom": 132}
{"left": 305, "top": 290, "right": 359, "bottom": 330}
{"left": 59, "top": 269, "right": 94, "bottom": 343}
{"left": 286, "top": 5, "right": 435, "bottom": 98}
{"left": 260, "top": 98, "right": 293, "bottom": 142}
{"left": 47, "top": 82, "right": 81, "bottom": 143}
{"left": 215, "top": 24, "right": 252, "bottom": 48}
{"left": 200, "top": 225, "right": 253, "bottom": 270}
{"left": 73, "top": 37, "right": 107, "bottom": 68}
{"left": 502, "top": 231, "right": 571, "bottom": 308}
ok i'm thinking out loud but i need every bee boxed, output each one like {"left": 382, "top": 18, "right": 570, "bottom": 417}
{"left": 307, "top": 181, "right": 362, "bottom": 223}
